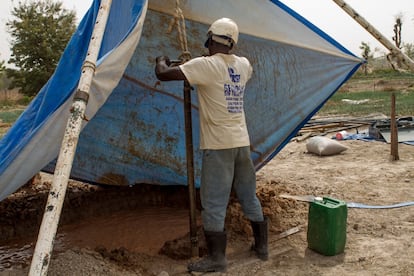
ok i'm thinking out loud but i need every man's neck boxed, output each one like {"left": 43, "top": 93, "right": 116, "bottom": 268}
{"left": 209, "top": 43, "right": 231, "bottom": 55}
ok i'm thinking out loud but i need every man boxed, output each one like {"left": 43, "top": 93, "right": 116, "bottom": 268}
{"left": 155, "top": 17, "right": 268, "bottom": 273}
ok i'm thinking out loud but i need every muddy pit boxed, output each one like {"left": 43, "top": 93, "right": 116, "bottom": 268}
{"left": 0, "top": 173, "right": 294, "bottom": 271}
{"left": 0, "top": 177, "right": 192, "bottom": 268}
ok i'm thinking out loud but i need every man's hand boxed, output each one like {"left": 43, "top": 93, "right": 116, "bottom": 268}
{"left": 154, "top": 55, "right": 187, "bottom": 82}
{"left": 156, "top": 56, "right": 171, "bottom": 67}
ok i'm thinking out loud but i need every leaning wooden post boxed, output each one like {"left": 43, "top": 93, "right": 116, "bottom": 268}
{"left": 390, "top": 93, "right": 399, "bottom": 161}
{"left": 28, "top": 1, "right": 113, "bottom": 275}
{"left": 332, "top": 0, "right": 414, "bottom": 71}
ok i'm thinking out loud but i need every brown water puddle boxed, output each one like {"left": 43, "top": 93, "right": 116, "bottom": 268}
{"left": 0, "top": 206, "right": 197, "bottom": 270}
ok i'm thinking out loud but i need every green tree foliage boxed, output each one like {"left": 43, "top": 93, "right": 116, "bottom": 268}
{"left": 359, "top": 42, "right": 373, "bottom": 60}
{"left": 6, "top": 0, "right": 76, "bottom": 97}
{"left": 403, "top": 43, "right": 414, "bottom": 59}
{"left": 359, "top": 42, "right": 373, "bottom": 75}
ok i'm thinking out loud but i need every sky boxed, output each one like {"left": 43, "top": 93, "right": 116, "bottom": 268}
{"left": 1, "top": 0, "right": 413, "bottom": 64}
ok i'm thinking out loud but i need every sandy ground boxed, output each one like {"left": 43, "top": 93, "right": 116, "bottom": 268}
{"left": 0, "top": 135, "right": 413, "bottom": 275}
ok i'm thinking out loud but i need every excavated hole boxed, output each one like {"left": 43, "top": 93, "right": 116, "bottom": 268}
{"left": 0, "top": 173, "right": 297, "bottom": 269}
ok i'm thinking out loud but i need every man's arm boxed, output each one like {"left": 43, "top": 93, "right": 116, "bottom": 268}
{"left": 155, "top": 56, "right": 187, "bottom": 81}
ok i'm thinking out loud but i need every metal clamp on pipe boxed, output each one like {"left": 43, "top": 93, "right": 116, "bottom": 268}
{"left": 74, "top": 89, "right": 90, "bottom": 103}
{"left": 82, "top": 60, "right": 97, "bottom": 71}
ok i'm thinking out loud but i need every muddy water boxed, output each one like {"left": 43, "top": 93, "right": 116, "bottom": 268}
{"left": 59, "top": 206, "right": 195, "bottom": 253}
{"left": 0, "top": 206, "right": 198, "bottom": 270}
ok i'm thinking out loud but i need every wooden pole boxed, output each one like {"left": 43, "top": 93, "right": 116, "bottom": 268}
{"left": 28, "top": 1, "right": 113, "bottom": 275}
{"left": 183, "top": 80, "right": 199, "bottom": 257}
{"left": 332, "top": 0, "right": 414, "bottom": 71}
{"left": 390, "top": 93, "right": 399, "bottom": 161}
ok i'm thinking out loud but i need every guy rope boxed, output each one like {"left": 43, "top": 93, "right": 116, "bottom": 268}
{"left": 168, "top": 0, "right": 199, "bottom": 258}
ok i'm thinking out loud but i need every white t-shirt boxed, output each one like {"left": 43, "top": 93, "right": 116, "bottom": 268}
{"left": 180, "top": 53, "right": 253, "bottom": 150}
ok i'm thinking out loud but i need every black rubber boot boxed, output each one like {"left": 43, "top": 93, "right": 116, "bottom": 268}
{"left": 187, "top": 230, "right": 227, "bottom": 273}
{"left": 251, "top": 217, "right": 269, "bottom": 260}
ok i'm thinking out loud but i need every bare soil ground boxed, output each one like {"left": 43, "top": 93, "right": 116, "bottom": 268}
{"left": 0, "top": 135, "right": 413, "bottom": 276}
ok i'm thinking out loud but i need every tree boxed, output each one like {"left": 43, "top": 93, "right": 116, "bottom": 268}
{"left": 6, "top": 0, "right": 76, "bottom": 97}
{"left": 392, "top": 14, "right": 403, "bottom": 49}
{"left": 403, "top": 43, "right": 414, "bottom": 59}
{"left": 388, "top": 13, "right": 404, "bottom": 70}
{"left": 0, "top": 60, "right": 6, "bottom": 90}
{"left": 359, "top": 42, "right": 373, "bottom": 75}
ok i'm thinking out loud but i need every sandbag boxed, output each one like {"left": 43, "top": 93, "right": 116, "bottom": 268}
{"left": 306, "top": 136, "right": 348, "bottom": 156}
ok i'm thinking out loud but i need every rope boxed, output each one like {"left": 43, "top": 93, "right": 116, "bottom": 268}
{"left": 167, "top": 0, "right": 191, "bottom": 62}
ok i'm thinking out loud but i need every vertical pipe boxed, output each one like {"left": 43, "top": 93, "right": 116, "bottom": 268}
{"left": 390, "top": 93, "right": 399, "bottom": 161}
{"left": 183, "top": 80, "right": 199, "bottom": 257}
{"left": 28, "top": 1, "right": 113, "bottom": 275}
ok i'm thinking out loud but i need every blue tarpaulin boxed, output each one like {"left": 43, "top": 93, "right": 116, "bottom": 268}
{"left": 0, "top": 0, "right": 362, "bottom": 200}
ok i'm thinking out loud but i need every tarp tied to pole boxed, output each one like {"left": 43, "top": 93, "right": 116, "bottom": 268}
{"left": 0, "top": 0, "right": 362, "bottom": 201}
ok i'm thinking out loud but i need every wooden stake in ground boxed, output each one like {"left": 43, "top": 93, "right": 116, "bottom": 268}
{"left": 390, "top": 93, "right": 399, "bottom": 161}
{"left": 28, "top": 1, "right": 113, "bottom": 275}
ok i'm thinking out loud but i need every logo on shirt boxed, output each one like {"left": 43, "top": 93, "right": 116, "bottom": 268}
{"left": 228, "top": 67, "right": 240, "bottom": 83}
{"left": 224, "top": 67, "right": 245, "bottom": 113}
